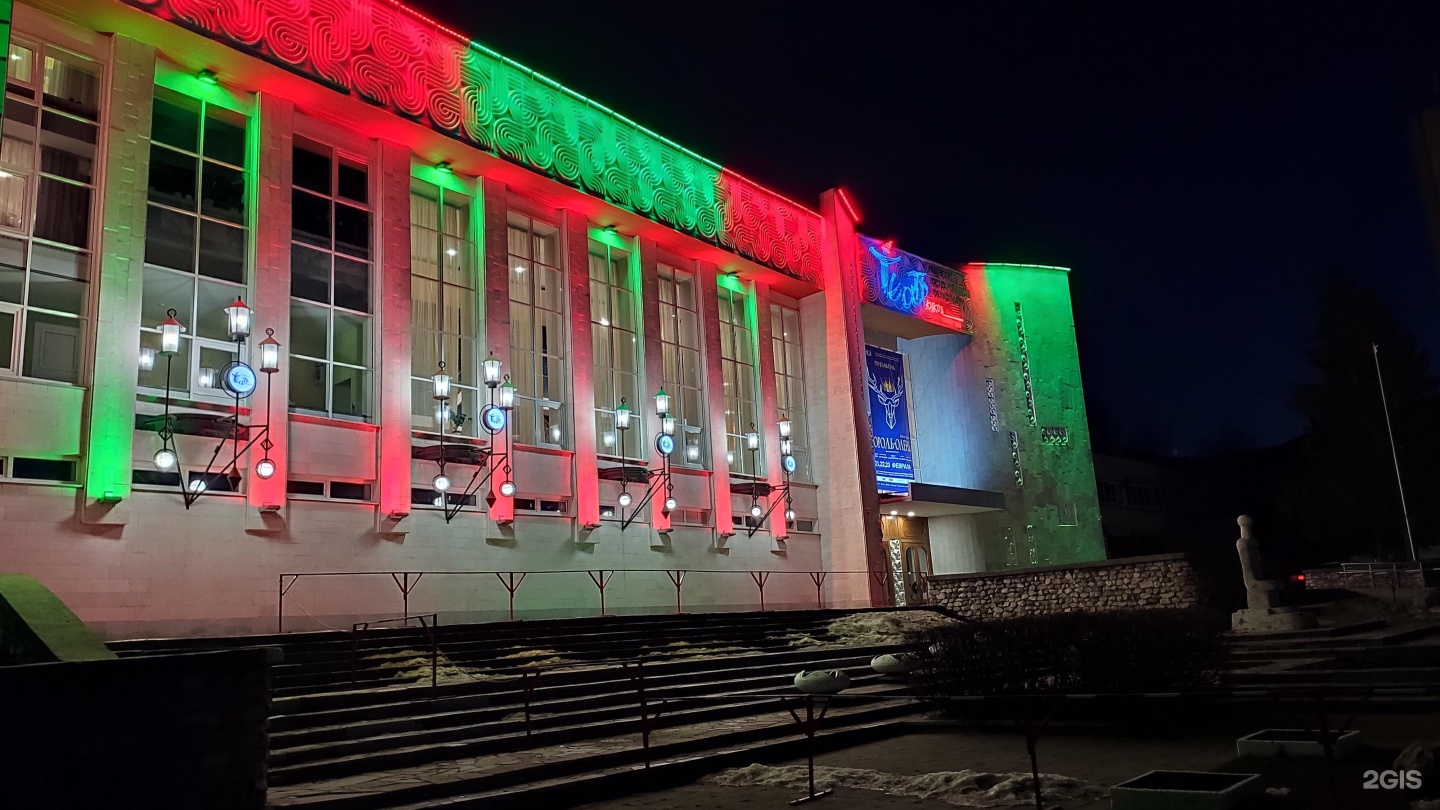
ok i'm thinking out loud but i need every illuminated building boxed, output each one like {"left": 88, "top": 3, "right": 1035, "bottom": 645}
{"left": 0, "top": 0, "right": 1103, "bottom": 636}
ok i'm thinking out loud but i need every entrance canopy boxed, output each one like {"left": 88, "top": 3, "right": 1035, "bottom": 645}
{"left": 879, "top": 482, "right": 1005, "bottom": 517}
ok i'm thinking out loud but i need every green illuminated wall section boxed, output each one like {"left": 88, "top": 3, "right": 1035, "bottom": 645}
{"left": 967, "top": 263, "right": 1105, "bottom": 567}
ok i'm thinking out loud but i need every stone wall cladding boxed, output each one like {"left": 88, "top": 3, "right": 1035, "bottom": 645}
{"left": 1303, "top": 566, "right": 1427, "bottom": 591}
{"left": 928, "top": 554, "right": 1202, "bottom": 621}
{"left": 0, "top": 647, "right": 274, "bottom": 809}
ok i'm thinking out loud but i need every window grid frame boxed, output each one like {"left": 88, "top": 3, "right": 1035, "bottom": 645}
{"left": 718, "top": 283, "right": 762, "bottom": 478}
{"left": 590, "top": 237, "right": 643, "bottom": 462}
{"left": 0, "top": 37, "right": 105, "bottom": 385}
{"left": 287, "top": 135, "right": 374, "bottom": 422}
{"left": 506, "top": 210, "right": 567, "bottom": 449}
{"left": 770, "top": 302, "right": 810, "bottom": 481}
{"left": 657, "top": 264, "right": 705, "bottom": 469}
{"left": 409, "top": 179, "right": 479, "bottom": 438}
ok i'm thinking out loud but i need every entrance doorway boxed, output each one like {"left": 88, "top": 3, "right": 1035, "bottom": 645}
{"left": 881, "top": 514, "right": 931, "bottom": 606}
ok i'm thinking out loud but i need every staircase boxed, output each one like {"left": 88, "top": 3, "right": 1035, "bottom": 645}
{"left": 110, "top": 608, "right": 936, "bottom": 808}
{"left": 1225, "top": 618, "right": 1440, "bottom": 695}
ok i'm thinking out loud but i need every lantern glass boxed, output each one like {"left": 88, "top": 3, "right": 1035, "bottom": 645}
{"left": 654, "top": 388, "right": 670, "bottom": 416}
{"left": 749, "top": 502, "right": 763, "bottom": 518}
{"left": 224, "top": 298, "right": 251, "bottom": 341}
{"left": 745, "top": 431, "right": 760, "bottom": 451}
{"left": 258, "top": 337, "right": 281, "bottom": 374}
{"left": 159, "top": 315, "right": 183, "bottom": 355}
{"left": 153, "top": 448, "right": 177, "bottom": 470}
{"left": 499, "top": 480, "right": 516, "bottom": 497}
{"left": 432, "top": 372, "right": 451, "bottom": 400}
{"left": 482, "top": 352, "right": 502, "bottom": 386}
{"left": 615, "top": 399, "right": 632, "bottom": 431}
{"left": 198, "top": 366, "right": 217, "bottom": 388}
{"left": 781, "top": 438, "right": 793, "bottom": 456}
{"left": 685, "top": 442, "right": 701, "bottom": 462}
{"left": 778, "top": 419, "right": 792, "bottom": 439}
{"left": 785, "top": 508, "right": 796, "bottom": 521}
{"left": 498, "top": 378, "right": 516, "bottom": 410}
{"left": 255, "top": 458, "right": 276, "bottom": 479}
{"left": 664, "top": 496, "right": 677, "bottom": 512}
{"left": 435, "top": 402, "right": 451, "bottom": 428}
{"left": 433, "top": 473, "right": 451, "bottom": 492}
{"left": 618, "top": 491, "right": 633, "bottom": 507}
{"left": 661, "top": 415, "right": 676, "bottom": 437}
{"left": 138, "top": 347, "right": 156, "bottom": 372}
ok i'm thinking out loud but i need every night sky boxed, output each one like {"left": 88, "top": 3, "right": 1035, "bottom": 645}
{"left": 408, "top": 0, "right": 1440, "bottom": 454}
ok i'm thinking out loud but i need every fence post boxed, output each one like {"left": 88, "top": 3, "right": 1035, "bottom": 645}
{"left": 749, "top": 571, "right": 770, "bottom": 612}
{"left": 666, "top": 570, "right": 686, "bottom": 614}
{"left": 587, "top": 570, "right": 614, "bottom": 616}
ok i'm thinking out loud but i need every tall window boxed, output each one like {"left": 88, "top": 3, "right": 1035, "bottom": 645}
{"left": 0, "top": 41, "right": 102, "bottom": 383}
{"left": 507, "top": 211, "right": 565, "bottom": 447}
{"left": 410, "top": 181, "right": 477, "bottom": 436}
{"left": 289, "top": 136, "right": 371, "bottom": 419}
{"left": 718, "top": 283, "right": 760, "bottom": 476}
{"left": 657, "top": 265, "right": 704, "bottom": 467}
{"left": 590, "top": 237, "right": 641, "bottom": 460}
{"left": 771, "top": 303, "right": 810, "bottom": 480}
{"left": 137, "top": 86, "right": 249, "bottom": 399}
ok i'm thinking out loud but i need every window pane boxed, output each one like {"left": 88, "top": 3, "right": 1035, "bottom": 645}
{"left": 198, "top": 219, "right": 245, "bottom": 283}
{"left": 34, "top": 178, "right": 91, "bottom": 248}
{"left": 148, "top": 145, "right": 197, "bottom": 211}
{"left": 538, "top": 310, "right": 564, "bottom": 358}
{"left": 509, "top": 260, "right": 532, "bottom": 302}
{"left": 334, "top": 257, "right": 369, "bottom": 312}
{"left": 334, "top": 203, "right": 369, "bottom": 259}
{"left": 7, "top": 44, "right": 34, "bottom": 87}
{"left": 22, "top": 310, "right": 81, "bottom": 382}
{"left": 536, "top": 265, "right": 563, "bottom": 312}
{"left": 0, "top": 171, "right": 22, "bottom": 233}
{"left": 615, "top": 333, "right": 637, "bottom": 373}
{"left": 289, "top": 357, "right": 327, "bottom": 411}
{"left": 441, "top": 236, "right": 467, "bottom": 286}
{"left": 507, "top": 224, "right": 529, "bottom": 258}
{"left": 331, "top": 365, "right": 368, "bottom": 417}
{"left": 0, "top": 309, "right": 14, "bottom": 369}
{"left": 292, "top": 142, "right": 330, "bottom": 194}
{"left": 290, "top": 244, "right": 329, "bottom": 304}
{"left": 0, "top": 236, "right": 24, "bottom": 303}
{"left": 28, "top": 270, "right": 85, "bottom": 314}
{"left": 145, "top": 206, "right": 196, "bottom": 272}
{"left": 1, "top": 101, "right": 37, "bottom": 169}
{"left": 678, "top": 309, "right": 698, "bottom": 349}
{"left": 30, "top": 242, "right": 87, "bottom": 281}
{"left": 197, "top": 344, "right": 238, "bottom": 393}
{"left": 42, "top": 55, "right": 100, "bottom": 121}
{"left": 203, "top": 106, "right": 246, "bottom": 166}
{"left": 137, "top": 330, "right": 188, "bottom": 390}
{"left": 289, "top": 302, "right": 328, "bottom": 359}
{"left": 411, "top": 228, "right": 439, "bottom": 280}
{"left": 533, "top": 224, "right": 559, "bottom": 265}
{"left": 141, "top": 267, "right": 192, "bottom": 334}
{"left": 509, "top": 303, "right": 534, "bottom": 351}
{"left": 39, "top": 111, "right": 96, "bottom": 183}
{"left": 291, "top": 190, "right": 330, "bottom": 248}
{"left": 151, "top": 87, "right": 200, "bottom": 151}
{"left": 332, "top": 311, "right": 369, "bottom": 367}
{"left": 194, "top": 279, "right": 239, "bottom": 340}
{"left": 443, "top": 286, "right": 476, "bottom": 337}
{"left": 200, "top": 162, "right": 245, "bottom": 223}
{"left": 337, "top": 158, "right": 367, "bottom": 203}
{"left": 676, "top": 272, "right": 695, "bottom": 310}
{"left": 411, "top": 277, "right": 440, "bottom": 331}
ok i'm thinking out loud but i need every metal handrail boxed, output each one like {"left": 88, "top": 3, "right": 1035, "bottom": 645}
{"left": 276, "top": 568, "right": 894, "bottom": 633}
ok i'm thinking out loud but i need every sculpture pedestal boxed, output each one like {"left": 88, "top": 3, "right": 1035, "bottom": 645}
{"left": 1231, "top": 606, "right": 1318, "bottom": 633}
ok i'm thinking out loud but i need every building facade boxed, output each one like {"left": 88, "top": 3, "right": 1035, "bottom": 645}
{"left": 0, "top": 0, "right": 1105, "bottom": 638}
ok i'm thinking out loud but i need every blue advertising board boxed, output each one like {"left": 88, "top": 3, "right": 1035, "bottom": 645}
{"left": 864, "top": 345, "right": 914, "bottom": 495}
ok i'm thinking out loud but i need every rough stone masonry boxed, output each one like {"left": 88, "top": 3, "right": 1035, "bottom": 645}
{"left": 927, "top": 553, "right": 1203, "bottom": 621}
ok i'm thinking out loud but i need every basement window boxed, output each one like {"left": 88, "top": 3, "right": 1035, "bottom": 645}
{"left": 410, "top": 488, "right": 477, "bottom": 508}
{"left": 8, "top": 457, "right": 77, "bottom": 483}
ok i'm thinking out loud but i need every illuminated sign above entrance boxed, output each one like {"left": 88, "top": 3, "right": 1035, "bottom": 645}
{"left": 856, "top": 236, "right": 972, "bottom": 334}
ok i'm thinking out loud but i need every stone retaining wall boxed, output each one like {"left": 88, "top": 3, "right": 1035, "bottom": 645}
{"left": 1302, "top": 565, "right": 1429, "bottom": 591}
{"left": 928, "top": 554, "right": 1203, "bottom": 621}
{"left": 0, "top": 647, "right": 275, "bottom": 809}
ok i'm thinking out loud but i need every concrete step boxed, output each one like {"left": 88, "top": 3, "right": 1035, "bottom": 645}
{"left": 267, "top": 692, "right": 913, "bottom": 809}
{"left": 271, "top": 648, "right": 892, "bottom": 743}
{"left": 1226, "top": 618, "right": 1388, "bottom": 644}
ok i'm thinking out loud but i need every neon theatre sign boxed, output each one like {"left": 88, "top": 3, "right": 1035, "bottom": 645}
{"left": 856, "top": 236, "right": 972, "bottom": 333}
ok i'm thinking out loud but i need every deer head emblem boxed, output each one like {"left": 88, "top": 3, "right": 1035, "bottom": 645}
{"left": 868, "top": 370, "right": 905, "bottom": 430}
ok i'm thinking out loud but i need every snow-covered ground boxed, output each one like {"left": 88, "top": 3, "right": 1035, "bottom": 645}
{"left": 709, "top": 764, "right": 1105, "bottom": 807}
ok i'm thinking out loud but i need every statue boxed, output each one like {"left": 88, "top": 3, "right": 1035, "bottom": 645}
{"left": 1231, "top": 515, "right": 1318, "bottom": 633}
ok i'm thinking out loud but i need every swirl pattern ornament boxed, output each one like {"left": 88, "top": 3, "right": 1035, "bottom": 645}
{"left": 125, "top": 0, "right": 822, "bottom": 284}
{"left": 856, "top": 235, "right": 972, "bottom": 334}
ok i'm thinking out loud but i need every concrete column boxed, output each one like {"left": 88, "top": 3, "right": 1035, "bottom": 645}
{"left": 245, "top": 94, "right": 295, "bottom": 526}
{"left": 83, "top": 35, "right": 154, "bottom": 515}
{"left": 479, "top": 178, "right": 513, "bottom": 523}
{"left": 562, "top": 212, "right": 598, "bottom": 528}
{"left": 696, "top": 260, "right": 732, "bottom": 537}
{"left": 817, "top": 189, "right": 887, "bottom": 605}
{"left": 752, "top": 281, "right": 786, "bottom": 540}
{"left": 637, "top": 238, "right": 670, "bottom": 532}
{"left": 375, "top": 141, "right": 412, "bottom": 522}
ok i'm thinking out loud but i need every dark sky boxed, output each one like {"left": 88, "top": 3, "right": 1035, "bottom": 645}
{"left": 408, "top": 0, "right": 1440, "bottom": 454}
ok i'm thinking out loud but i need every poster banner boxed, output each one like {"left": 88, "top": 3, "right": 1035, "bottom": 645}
{"left": 865, "top": 345, "right": 914, "bottom": 495}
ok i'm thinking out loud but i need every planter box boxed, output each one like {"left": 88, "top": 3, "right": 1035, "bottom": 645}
{"left": 1111, "top": 770, "right": 1262, "bottom": 810}
{"left": 1236, "top": 728, "right": 1361, "bottom": 759}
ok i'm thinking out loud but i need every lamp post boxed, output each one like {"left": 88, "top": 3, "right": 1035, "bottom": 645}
{"left": 429, "top": 351, "right": 516, "bottom": 521}
{"left": 146, "top": 300, "right": 282, "bottom": 507}
{"left": 745, "top": 416, "right": 797, "bottom": 538}
{"left": 615, "top": 388, "right": 677, "bottom": 530}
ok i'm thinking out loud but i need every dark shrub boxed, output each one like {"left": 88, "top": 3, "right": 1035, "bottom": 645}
{"left": 907, "top": 608, "right": 1226, "bottom": 702}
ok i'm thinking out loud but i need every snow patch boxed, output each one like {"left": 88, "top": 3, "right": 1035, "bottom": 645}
{"left": 709, "top": 764, "right": 1105, "bottom": 807}
{"left": 787, "top": 610, "right": 957, "bottom": 648}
